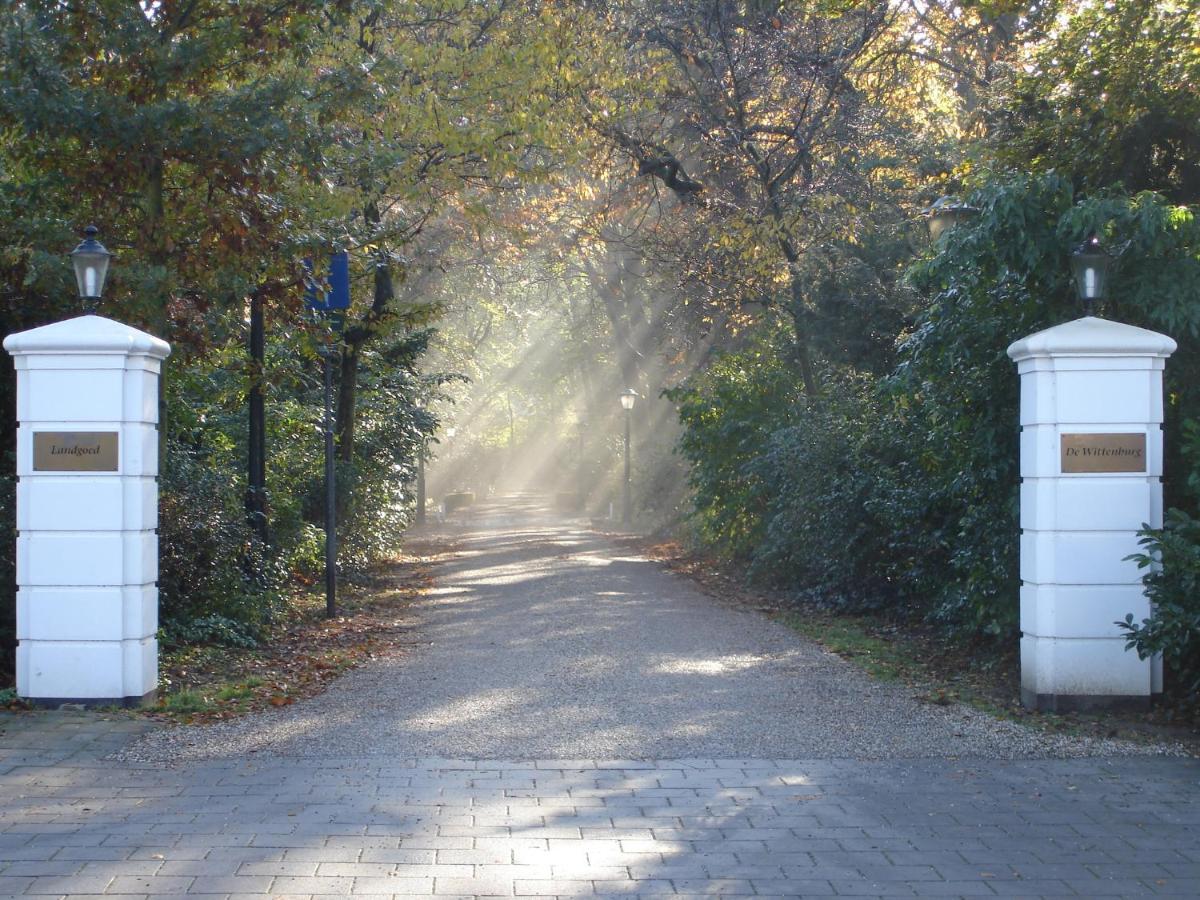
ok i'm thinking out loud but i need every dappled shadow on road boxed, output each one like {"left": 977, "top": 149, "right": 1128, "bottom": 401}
{"left": 1, "top": 752, "right": 1196, "bottom": 896}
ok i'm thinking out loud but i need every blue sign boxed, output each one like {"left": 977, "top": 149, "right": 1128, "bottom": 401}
{"left": 304, "top": 251, "right": 350, "bottom": 311}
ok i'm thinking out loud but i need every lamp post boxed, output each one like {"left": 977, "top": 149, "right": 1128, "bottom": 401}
{"left": 620, "top": 389, "right": 637, "bottom": 526}
{"left": 924, "top": 196, "right": 979, "bottom": 242}
{"left": 71, "top": 225, "right": 112, "bottom": 314}
{"left": 1070, "top": 234, "right": 1112, "bottom": 316}
{"left": 577, "top": 420, "right": 586, "bottom": 509}
{"left": 415, "top": 399, "right": 427, "bottom": 526}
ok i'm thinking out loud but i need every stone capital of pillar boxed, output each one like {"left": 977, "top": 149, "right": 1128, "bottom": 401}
{"left": 1007, "top": 315, "right": 1176, "bottom": 364}
{"left": 4, "top": 314, "right": 171, "bottom": 361}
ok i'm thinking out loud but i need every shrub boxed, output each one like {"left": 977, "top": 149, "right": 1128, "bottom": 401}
{"left": 1122, "top": 509, "right": 1200, "bottom": 706}
{"left": 158, "top": 445, "right": 286, "bottom": 648}
{"left": 748, "top": 376, "right": 942, "bottom": 616}
{"left": 668, "top": 328, "right": 804, "bottom": 560}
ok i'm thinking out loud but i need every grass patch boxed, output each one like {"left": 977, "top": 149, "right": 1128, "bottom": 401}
{"left": 157, "top": 676, "right": 271, "bottom": 720}
{"left": 216, "top": 677, "right": 264, "bottom": 702}
{"left": 776, "top": 608, "right": 1018, "bottom": 718}
{"left": 779, "top": 611, "right": 916, "bottom": 683}
{"left": 159, "top": 689, "right": 212, "bottom": 716}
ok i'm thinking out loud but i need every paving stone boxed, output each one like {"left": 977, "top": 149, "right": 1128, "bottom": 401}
{"left": 0, "top": 771, "right": 1181, "bottom": 900}
{"left": 268, "top": 874, "right": 356, "bottom": 893}
{"left": 348, "top": 876, "right": 436, "bottom": 893}
{"left": 433, "top": 875, "right": 515, "bottom": 895}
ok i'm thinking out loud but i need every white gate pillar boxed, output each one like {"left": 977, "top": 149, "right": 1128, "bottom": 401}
{"left": 5, "top": 314, "right": 170, "bottom": 706}
{"left": 1008, "top": 316, "right": 1175, "bottom": 711}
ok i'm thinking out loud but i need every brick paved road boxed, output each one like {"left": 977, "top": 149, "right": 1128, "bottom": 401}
{"left": 0, "top": 719, "right": 1197, "bottom": 898}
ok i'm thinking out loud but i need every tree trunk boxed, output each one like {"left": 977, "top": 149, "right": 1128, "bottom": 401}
{"left": 246, "top": 290, "right": 268, "bottom": 543}
{"left": 335, "top": 259, "right": 394, "bottom": 463}
{"left": 783, "top": 271, "right": 818, "bottom": 398}
{"left": 142, "top": 148, "right": 171, "bottom": 472}
{"left": 762, "top": 184, "right": 818, "bottom": 397}
{"left": 589, "top": 253, "right": 642, "bottom": 391}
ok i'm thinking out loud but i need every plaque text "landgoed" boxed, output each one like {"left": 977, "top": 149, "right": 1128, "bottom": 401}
{"left": 32, "top": 432, "right": 119, "bottom": 472}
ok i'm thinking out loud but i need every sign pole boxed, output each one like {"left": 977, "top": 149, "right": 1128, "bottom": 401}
{"left": 322, "top": 342, "right": 337, "bottom": 618}
{"left": 305, "top": 251, "right": 350, "bottom": 619}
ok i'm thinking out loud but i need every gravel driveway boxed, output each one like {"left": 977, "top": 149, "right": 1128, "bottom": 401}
{"left": 122, "top": 497, "right": 1183, "bottom": 763}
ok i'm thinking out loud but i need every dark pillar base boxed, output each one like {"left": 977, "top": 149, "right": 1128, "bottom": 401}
{"left": 1021, "top": 688, "right": 1152, "bottom": 713}
{"left": 27, "top": 689, "right": 157, "bottom": 710}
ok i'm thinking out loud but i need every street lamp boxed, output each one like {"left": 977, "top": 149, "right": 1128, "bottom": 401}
{"left": 924, "top": 196, "right": 979, "bottom": 242}
{"left": 71, "top": 225, "right": 112, "bottom": 314}
{"left": 1070, "top": 234, "right": 1112, "bottom": 316}
{"left": 414, "top": 399, "right": 427, "bottom": 526}
{"left": 620, "top": 389, "right": 637, "bottom": 526}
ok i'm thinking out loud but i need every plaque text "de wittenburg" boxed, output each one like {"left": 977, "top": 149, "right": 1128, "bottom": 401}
{"left": 1060, "top": 432, "right": 1147, "bottom": 474}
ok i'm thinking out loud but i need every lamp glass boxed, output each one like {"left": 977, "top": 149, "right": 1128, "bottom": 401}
{"left": 1070, "top": 236, "right": 1109, "bottom": 303}
{"left": 928, "top": 211, "right": 953, "bottom": 243}
{"left": 70, "top": 226, "right": 112, "bottom": 301}
{"left": 620, "top": 390, "right": 637, "bottom": 411}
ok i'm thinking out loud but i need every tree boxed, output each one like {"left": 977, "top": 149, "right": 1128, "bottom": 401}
{"left": 598, "top": 0, "right": 937, "bottom": 394}
{"left": 991, "top": 0, "right": 1200, "bottom": 203}
{"left": 291, "top": 0, "right": 620, "bottom": 464}
{"left": 0, "top": 0, "right": 348, "bottom": 337}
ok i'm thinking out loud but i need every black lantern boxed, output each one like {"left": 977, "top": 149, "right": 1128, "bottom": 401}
{"left": 925, "top": 196, "right": 979, "bottom": 242}
{"left": 620, "top": 388, "right": 638, "bottom": 411}
{"left": 70, "top": 225, "right": 112, "bottom": 312}
{"left": 1070, "top": 234, "right": 1111, "bottom": 315}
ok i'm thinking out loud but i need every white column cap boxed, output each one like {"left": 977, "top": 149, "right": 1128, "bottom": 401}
{"left": 1007, "top": 316, "right": 1175, "bottom": 363}
{"left": 4, "top": 315, "right": 170, "bottom": 360}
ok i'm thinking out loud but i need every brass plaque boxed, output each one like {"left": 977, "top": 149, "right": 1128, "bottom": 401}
{"left": 1061, "top": 432, "right": 1146, "bottom": 474}
{"left": 33, "top": 432, "right": 119, "bottom": 472}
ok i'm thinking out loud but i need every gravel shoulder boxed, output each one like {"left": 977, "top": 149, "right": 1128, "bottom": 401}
{"left": 120, "top": 499, "right": 1188, "bottom": 763}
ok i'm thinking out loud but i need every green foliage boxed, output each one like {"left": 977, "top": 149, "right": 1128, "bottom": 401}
{"left": 673, "top": 173, "right": 1200, "bottom": 650}
{"left": 667, "top": 328, "right": 805, "bottom": 559}
{"left": 0, "top": 0, "right": 579, "bottom": 676}
{"left": 0, "top": 0, "right": 340, "bottom": 336}
{"left": 1120, "top": 410, "right": 1200, "bottom": 708}
{"left": 1122, "top": 509, "right": 1200, "bottom": 705}
{"left": 992, "top": 0, "right": 1200, "bottom": 203}
{"left": 749, "top": 377, "right": 933, "bottom": 613}
{"left": 157, "top": 444, "right": 286, "bottom": 649}
{"left": 893, "top": 173, "right": 1200, "bottom": 638}
{"left": 153, "top": 321, "right": 436, "bottom": 650}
